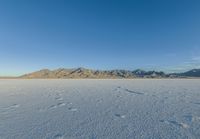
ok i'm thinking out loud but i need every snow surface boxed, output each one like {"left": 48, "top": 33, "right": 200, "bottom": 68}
{"left": 0, "top": 79, "right": 200, "bottom": 139}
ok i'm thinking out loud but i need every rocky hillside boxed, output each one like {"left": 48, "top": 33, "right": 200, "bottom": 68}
{"left": 20, "top": 68, "right": 200, "bottom": 79}
{"left": 20, "top": 68, "right": 169, "bottom": 79}
{"left": 174, "top": 69, "right": 200, "bottom": 77}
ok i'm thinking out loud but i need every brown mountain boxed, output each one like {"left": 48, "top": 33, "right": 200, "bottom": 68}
{"left": 20, "top": 68, "right": 135, "bottom": 79}
{"left": 21, "top": 67, "right": 200, "bottom": 79}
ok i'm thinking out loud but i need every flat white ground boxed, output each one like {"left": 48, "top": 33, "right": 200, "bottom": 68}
{"left": 0, "top": 79, "right": 200, "bottom": 139}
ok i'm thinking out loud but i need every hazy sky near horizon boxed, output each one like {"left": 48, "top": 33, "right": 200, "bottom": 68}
{"left": 0, "top": 0, "right": 200, "bottom": 76}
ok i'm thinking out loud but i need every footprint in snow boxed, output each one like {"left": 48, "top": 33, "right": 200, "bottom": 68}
{"left": 116, "top": 95, "right": 122, "bottom": 98}
{"left": 114, "top": 86, "right": 121, "bottom": 92}
{"left": 97, "top": 99, "right": 103, "bottom": 103}
{"left": 55, "top": 96, "right": 63, "bottom": 101}
{"left": 4, "top": 104, "right": 20, "bottom": 110}
{"left": 57, "top": 102, "right": 66, "bottom": 107}
{"left": 49, "top": 102, "right": 66, "bottom": 109}
{"left": 115, "top": 86, "right": 144, "bottom": 95}
{"left": 160, "top": 120, "right": 189, "bottom": 129}
{"left": 115, "top": 114, "right": 126, "bottom": 119}
{"left": 68, "top": 107, "right": 77, "bottom": 112}
{"left": 9, "top": 104, "right": 20, "bottom": 108}
{"left": 125, "top": 89, "right": 144, "bottom": 95}
{"left": 53, "top": 134, "right": 64, "bottom": 139}
{"left": 1, "top": 104, "right": 20, "bottom": 114}
{"left": 183, "top": 115, "right": 200, "bottom": 122}
{"left": 49, "top": 105, "right": 58, "bottom": 109}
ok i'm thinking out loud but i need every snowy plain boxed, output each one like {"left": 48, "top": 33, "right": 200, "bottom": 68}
{"left": 0, "top": 79, "right": 200, "bottom": 139}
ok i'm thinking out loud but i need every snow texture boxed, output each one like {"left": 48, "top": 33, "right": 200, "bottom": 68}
{"left": 0, "top": 79, "right": 200, "bottom": 139}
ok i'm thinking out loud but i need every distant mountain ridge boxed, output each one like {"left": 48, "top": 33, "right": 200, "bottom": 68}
{"left": 20, "top": 68, "right": 200, "bottom": 79}
{"left": 174, "top": 69, "right": 200, "bottom": 77}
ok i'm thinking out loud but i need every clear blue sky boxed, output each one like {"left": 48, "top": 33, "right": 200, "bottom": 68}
{"left": 0, "top": 0, "right": 200, "bottom": 76}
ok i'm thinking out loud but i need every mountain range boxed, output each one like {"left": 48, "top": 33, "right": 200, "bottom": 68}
{"left": 19, "top": 68, "right": 200, "bottom": 79}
